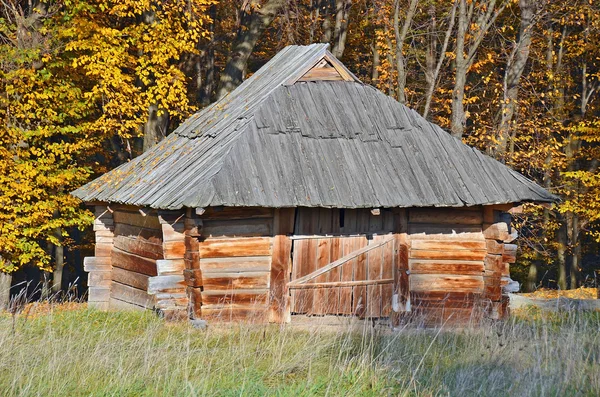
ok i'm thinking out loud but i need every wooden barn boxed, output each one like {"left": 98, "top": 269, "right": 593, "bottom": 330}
{"left": 73, "top": 44, "right": 556, "bottom": 326}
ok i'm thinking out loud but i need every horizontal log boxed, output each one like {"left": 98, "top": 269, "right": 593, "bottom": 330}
{"left": 409, "top": 223, "right": 483, "bottom": 236}
{"left": 202, "top": 218, "right": 273, "bottom": 238}
{"left": 155, "top": 297, "right": 188, "bottom": 310}
{"left": 113, "top": 210, "right": 162, "bottom": 230}
{"left": 409, "top": 274, "right": 484, "bottom": 293}
{"left": 200, "top": 256, "right": 271, "bottom": 273}
{"left": 200, "top": 207, "right": 274, "bottom": 220}
{"left": 483, "top": 222, "right": 509, "bottom": 240}
{"left": 484, "top": 254, "right": 504, "bottom": 273}
{"left": 95, "top": 229, "right": 115, "bottom": 238}
{"left": 112, "top": 247, "right": 157, "bottom": 276}
{"left": 95, "top": 243, "right": 113, "bottom": 257}
{"left": 410, "top": 240, "right": 486, "bottom": 251}
{"left": 148, "top": 275, "right": 186, "bottom": 294}
{"left": 410, "top": 291, "right": 480, "bottom": 303}
{"left": 485, "top": 239, "right": 504, "bottom": 255}
{"left": 289, "top": 278, "right": 393, "bottom": 289}
{"left": 184, "top": 269, "right": 203, "bottom": 287}
{"left": 113, "top": 223, "right": 162, "bottom": 243}
{"left": 109, "top": 297, "right": 145, "bottom": 311}
{"left": 202, "top": 272, "right": 270, "bottom": 290}
{"left": 163, "top": 241, "right": 185, "bottom": 259}
{"left": 113, "top": 235, "right": 163, "bottom": 260}
{"left": 201, "top": 289, "right": 269, "bottom": 306}
{"left": 111, "top": 281, "right": 154, "bottom": 308}
{"left": 88, "top": 287, "right": 110, "bottom": 302}
{"left": 410, "top": 249, "right": 486, "bottom": 261}
{"left": 83, "top": 256, "right": 111, "bottom": 272}
{"left": 95, "top": 235, "right": 114, "bottom": 244}
{"left": 199, "top": 237, "right": 272, "bottom": 258}
{"left": 409, "top": 259, "right": 484, "bottom": 275}
{"left": 156, "top": 259, "right": 185, "bottom": 275}
{"left": 162, "top": 222, "right": 185, "bottom": 242}
{"left": 88, "top": 271, "right": 111, "bottom": 287}
{"left": 502, "top": 244, "right": 517, "bottom": 263}
{"left": 112, "top": 267, "right": 149, "bottom": 290}
{"left": 200, "top": 307, "right": 268, "bottom": 322}
{"left": 409, "top": 209, "right": 483, "bottom": 225}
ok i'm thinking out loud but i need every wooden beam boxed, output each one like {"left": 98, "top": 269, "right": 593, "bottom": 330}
{"left": 289, "top": 279, "right": 394, "bottom": 289}
{"left": 288, "top": 235, "right": 394, "bottom": 286}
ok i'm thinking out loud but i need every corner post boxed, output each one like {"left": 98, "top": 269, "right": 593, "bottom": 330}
{"left": 84, "top": 205, "right": 114, "bottom": 310}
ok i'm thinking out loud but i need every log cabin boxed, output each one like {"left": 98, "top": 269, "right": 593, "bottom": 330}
{"left": 73, "top": 44, "right": 557, "bottom": 326}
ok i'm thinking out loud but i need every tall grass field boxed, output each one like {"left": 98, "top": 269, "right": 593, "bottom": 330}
{"left": 0, "top": 304, "right": 599, "bottom": 396}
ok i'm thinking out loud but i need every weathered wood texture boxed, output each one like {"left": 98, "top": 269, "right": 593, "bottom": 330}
{"left": 192, "top": 208, "right": 275, "bottom": 322}
{"left": 290, "top": 208, "right": 396, "bottom": 318}
{"left": 407, "top": 207, "right": 486, "bottom": 324}
{"left": 85, "top": 206, "right": 115, "bottom": 309}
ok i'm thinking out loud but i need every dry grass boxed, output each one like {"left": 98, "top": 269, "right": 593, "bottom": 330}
{"left": 0, "top": 304, "right": 599, "bottom": 396}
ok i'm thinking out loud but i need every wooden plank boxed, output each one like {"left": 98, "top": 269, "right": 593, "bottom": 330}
{"left": 289, "top": 235, "right": 394, "bottom": 286}
{"left": 409, "top": 274, "right": 484, "bottom": 293}
{"left": 201, "top": 307, "right": 268, "bottom": 322}
{"left": 110, "top": 281, "right": 154, "bottom": 308}
{"left": 156, "top": 259, "right": 185, "bottom": 275}
{"left": 366, "top": 236, "right": 383, "bottom": 318}
{"left": 163, "top": 241, "right": 185, "bottom": 259}
{"left": 183, "top": 269, "right": 203, "bottom": 288}
{"left": 203, "top": 218, "right": 273, "bottom": 238}
{"left": 88, "top": 271, "right": 111, "bottom": 287}
{"left": 111, "top": 247, "right": 157, "bottom": 276}
{"left": 486, "top": 239, "right": 504, "bottom": 255}
{"left": 326, "top": 237, "right": 342, "bottom": 314}
{"left": 200, "top": 207, "right": 274, "bottom": 220}
{"left": 290, "top": 239, "right": 309, "bottom": 313}
{"left": 268, "top": 208, "right": 294, "bottom": 323}
{"left": 298, "top": 66, "right": 344, "bottom": 81}
{"left": 484, "top": 254, "right": 504, "bottom": 273}
{"left": 410, "top": 249, "right": 486, "bottom": 261}
{"left": 289, "top": 279, "right": 393, "bottom": 288}
{"left": 202, "top": 272, "right": 270, "bottom": 290}
{"left": 353, "top": 236, "right": 368, "bottom": 317}
{"left": 112, "top": 267, "right": 149, "bottom": 290}
{"left": 113, "top": 223, "right": 162, "bottom": 243}
{"left": 313, "top": 238, "right": 330, "bottom": 315}
{"left": 95, "top": 243, "right": 113, "bottom": 257}
{"left": 199, "top": 237, "right": 272, "bottom": 258}
{"left": 162, "top": 222, "right": 185, "bottom": 243}
{"left": 409, "top": 259, "right": 485, "bottom": 275}
{"left": 382, "top": 239, "right": 394, "bottom": 316}
{"left": 409, "top": 209, "right": 483, "bottom": 225}
{"left": 148, "top": 275, "right": 186, "bottom": 294}
{"left": 201, "top": 289, "right": 269, "bottom": 306}
{"left": 83, "top": 256, "right": 111, "bottom": 272}
{"left": 339, "top": 237, "right": 353, "bottom": 314}
{"left": 502, "top": 244, "right": 517, "bottom": 263}
{"left": 88, "top": 287, "right": 110, "bottom": 302}
{"left": 200, "top": 256, "right": 271, "bottom": 273}
{"left": 410, "top": 240, "right": 486, "bottom": 251}
{"left": 483, "top": 222, "right": 509, "bottom": 240}
{"left": 113, "top": 235, "right": 163, "bottom": 260}
{"left": 112, "top": 210, "right": 162, "bottom": 230}
{"left": 408, "top": 223, "right": 483, "bottom": 235}
{"left": 409, "top": 231, "right": 484, "bottom": 241}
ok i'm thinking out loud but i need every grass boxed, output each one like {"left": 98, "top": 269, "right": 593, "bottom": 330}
{"left": 0, "top": 305, "right": 599, "bottom": 396}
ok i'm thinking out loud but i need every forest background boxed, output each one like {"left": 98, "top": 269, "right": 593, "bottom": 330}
{"left": 1, "top": 0, "right": 599, "bottom": 304}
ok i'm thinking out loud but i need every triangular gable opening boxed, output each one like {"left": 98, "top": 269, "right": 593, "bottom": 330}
{"left": 293, "top": 52, "right": 360, "bottom": 84}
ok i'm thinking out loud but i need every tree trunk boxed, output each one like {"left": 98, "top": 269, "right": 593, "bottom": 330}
{"left": 143, "top": 104, "right": 169, "bottom": 152}
{"left": 216, "top": 0, "right": 286, "bottom": 99}
{"left": 331, "top": 0, "right": 352, "bottom": 58}
{"left": 393, "top": 0, "right": 419, "bottom": 104}
{"left": 371, "top": 39, "right": 379, "bottom": 85}
{"left": 451, "top": 0, "right": 468, "bottom": 137}
{"left": 0, "top": 273, "right": 11, "bottom": 310}
{"left": 556, "top": 213, "right": 568, "bottom": 290}
{"left": 526, "top": 263, "right": 537, "bottom": 292}
{"left": 496, "top": 0, "right": 536, "bottom": 156}
{"left": 51, "top": 226, "right": 64, "bottom": 293}
{"left": 423, "top": 1, "right": 457, "bottom": 118}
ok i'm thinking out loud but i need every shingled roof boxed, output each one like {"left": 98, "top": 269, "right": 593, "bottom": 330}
{"left": 73, "top": 44, "right": 556, "bottom": 210}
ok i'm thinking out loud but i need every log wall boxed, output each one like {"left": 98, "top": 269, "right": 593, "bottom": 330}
{"left": 83, "top": 205, "right": 115, "bottom": 310}
{"left": 195, "top": 207, "right": 275, "bottom": 322}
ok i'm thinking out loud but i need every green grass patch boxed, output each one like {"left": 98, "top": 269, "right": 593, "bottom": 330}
{"left": 0, "top": 307, "right": 599, "bottom": 396}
